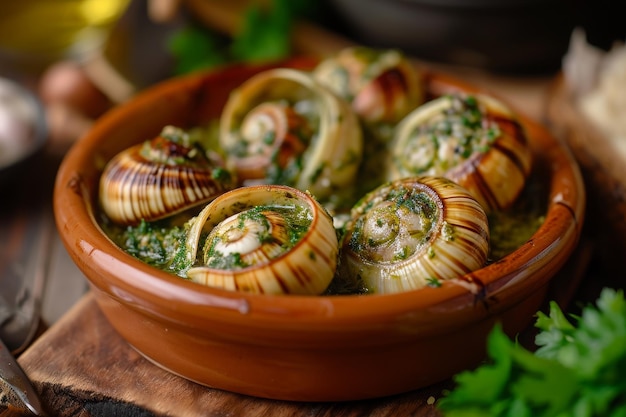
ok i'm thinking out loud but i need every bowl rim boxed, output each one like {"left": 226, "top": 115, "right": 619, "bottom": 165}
{"left": 53, "top": 58, "right": 585, "bottom": 331}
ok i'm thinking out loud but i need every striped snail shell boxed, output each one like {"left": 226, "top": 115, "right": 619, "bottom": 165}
{"left": 219, "top": 68, "right": 363, "bottom": 201}
{"left": 312, "top": 46, "right": 424, "bottom": 127}
{"left": 99, "top": 125, "right": 236, "bottom": 226}
{"left": 339, "top": 176, "right": 489, "bottom": 294}
{"left": 184, "top": 185, "right": 339, "bottom": 295}
{"left": 387, "top": 93, "right": 533, "bottom": 212}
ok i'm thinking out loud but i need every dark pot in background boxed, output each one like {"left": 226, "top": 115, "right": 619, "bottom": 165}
{"left": 327, "top": 0, "right": 577, "bottom": 74}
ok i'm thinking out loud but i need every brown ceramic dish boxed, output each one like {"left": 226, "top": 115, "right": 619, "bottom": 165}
{"left": 53, "top": 58, "right": 584, "bottom": 402}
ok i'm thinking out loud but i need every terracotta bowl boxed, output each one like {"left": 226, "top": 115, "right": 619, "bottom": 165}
{"left": 53, "top": 58, "right": 585, "bottom": 402}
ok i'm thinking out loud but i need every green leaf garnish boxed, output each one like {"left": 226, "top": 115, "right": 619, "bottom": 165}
{"left": 438, "top": 288, "right": 626, "bottom": 417}
{"left": 168, "top": 0, "right": 317, "bottom": 75}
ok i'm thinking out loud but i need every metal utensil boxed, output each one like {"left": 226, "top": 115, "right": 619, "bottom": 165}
{"left": 1, "top": 207, "right": 53, "bottom": 415}
{"left": 0, "top": 208, "right": 52, "bottom": 355}
{"left": 0, "top": 336, "right": 45, "bottom": 415}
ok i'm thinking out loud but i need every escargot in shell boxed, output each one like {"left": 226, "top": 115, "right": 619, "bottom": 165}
{"left": 313, "top": 46, "right": 424, "bottom": 127}
{"left": 313, "top": 46, "right": 425, "bottom": 193}
{"left": 183, "top": 185, "right": 339, "bottom": 295}
{"left": 99, "top": 125, "right": 236, "bottom": 226}
{"left": 219, "top": 68, "right": 363, "bottom": 201}
{"left": 339, "top": 176, "right": 490, "bottom": 294}
{"left": 387, "top": 93, "right": 533, "bottom": 212}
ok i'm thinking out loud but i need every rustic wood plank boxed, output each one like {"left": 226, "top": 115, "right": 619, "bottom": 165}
{"left": 18, "top": 293, "right": 448, "bottom": 417}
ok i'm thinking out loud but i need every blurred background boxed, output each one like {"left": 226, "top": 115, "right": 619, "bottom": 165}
{"left": 1, "top": 0, "right": 625, "bottom": 153}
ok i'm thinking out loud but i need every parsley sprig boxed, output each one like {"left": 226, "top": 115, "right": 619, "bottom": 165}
{"left": 438, "top": 288, "right": 626, "bottom": 417}
{"left": 168, "top": 0, "right": 316, "bottom": 75}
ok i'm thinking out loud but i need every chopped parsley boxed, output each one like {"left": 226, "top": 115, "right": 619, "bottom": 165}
{"left": 115, "top": 219, "right": 190, "bottom": 276}
{"left": 403, "top": 94, "right": 502, "bottom": 176}
{"left": 201, "top": 204, "right": 312, "bottom": 271}
{"left": 207, "top": 250, "right": 249, "bottom": 270}
{"left": 347, "top": 185, "right": 438, "bottom": 263}
{"left": 438, "top": 288, "right": 626, "bottom": 417}
{"left": 168, "top": 0, "right": 319, "bottom": 74}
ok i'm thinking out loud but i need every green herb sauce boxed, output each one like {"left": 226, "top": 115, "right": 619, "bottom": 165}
{"left": 202, "top": 204, "right": 312, "bottom": 271}
{"left": 402, "top": 95, "right": 501, "bottom": 176}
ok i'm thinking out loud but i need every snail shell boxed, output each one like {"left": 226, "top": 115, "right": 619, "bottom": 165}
{"left": 312, "top": 46, "right": 424, "bottom": 126}
{"left": 99, "top": 126, "right": 236, "bottom": 225}
{"left": 184, "top": 185, "right": 339, "bottom": 295}
{"left": 219, "top": 68, "right": 363, "bottom": 201}
{"left": 340, "top": 176, "right": 489, "bottom": 294}
{"left": 387, "top": 93, "right": 532, "bottom": 212}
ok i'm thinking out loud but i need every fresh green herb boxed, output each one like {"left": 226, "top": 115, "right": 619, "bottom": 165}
{"left": 265, "top": 151, "right": 303, "bottom": 185}
{"left": 441, "top": 221, "right": 455, "bottom": 242}
{"left": 263, "top": 131, "right": 276, "bottom": 145}
{"left": 438, "top": 288, "right": 626, "bottom": 417}
{"left": 408, "top": 95, "right": 502, "bottom": 176}
{"left": 230, "top": 0, "right": 292, "bottom": 63}
{"left": 393, "top": 246, "right": 409, "bottom": 261}
{"left": 211, "top": 167, "right": 233, "bottom": 184}
{"left": 167, "top": 24, "right": 230, "bottom": 75}
{"left": 120, "top": 219, "right": 187, "bottom": 273}
{"left": 202, "top": 204, "right": 312, "bottom": 271}
{"left": 278, "top": 204, "right": 312, "bottom": 245}
{"left": 426, "top": 277, "right": 442, "bottom": 287}
{"left": 207, "top": 250, "right": 249, "bottom": 270}
{"left": 168, "top": 0, "right": 317, "bottom": 75}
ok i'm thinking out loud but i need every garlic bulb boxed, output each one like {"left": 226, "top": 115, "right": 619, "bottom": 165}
{"left": 219, "top": 68, "right": 363, "bottom": 201}
{"left": 387, "top": 93, "right": 532, "bottom": 212}
{"left": 99, "top": 125, "right": 235, "bottom": 225}
{"left": 184, "top": 185, "right": 339, "bottom": 295}
{"left": 340, "top": 176, "right": 489, "bottom": 294}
